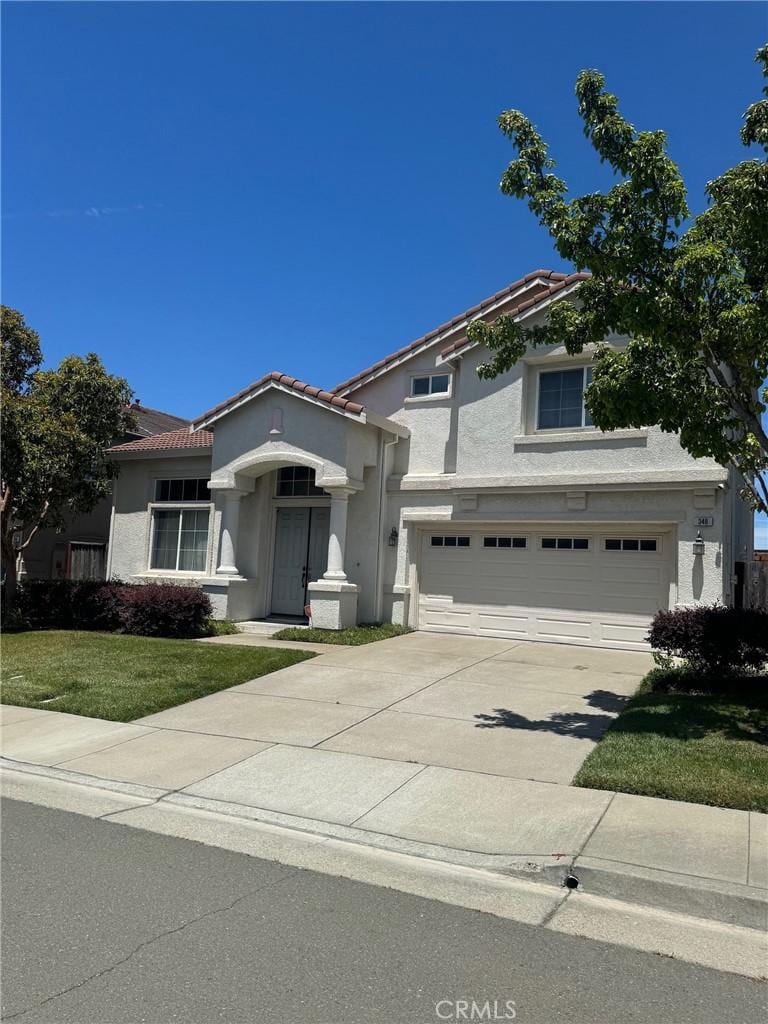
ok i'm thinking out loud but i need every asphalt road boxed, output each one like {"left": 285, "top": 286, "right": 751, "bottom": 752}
{"left": 1, "top": 799, "right": 765, "bottom": 1024}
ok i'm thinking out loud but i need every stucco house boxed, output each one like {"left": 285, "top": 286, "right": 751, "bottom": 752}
{"left": 106, "top": 269, "right": 754, "bottom": 650}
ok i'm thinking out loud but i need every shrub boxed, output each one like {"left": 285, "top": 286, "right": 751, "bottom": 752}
{"left": 647, "top": 604, "right": 768, "bottom": 676}
{"left": 14, "top": 580, "right": 121, "bottom": 631}
{"left": 13, "top": 579, "right": 212, "bottom": 639}
{"left": 116, "top": 583, "right": 212, "bottom": 638}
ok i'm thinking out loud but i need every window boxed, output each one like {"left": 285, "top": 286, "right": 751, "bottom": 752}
{"left": 410, "top": 373, "right": 451, "bottom": 398}
{"left": 151, "top": 509, "right": 210, "bottom": 572}
{"left": 276, "top": 466, "right": 326, "bottom": 497}
{"left": 542, "top": 537, "right": 589, "bottom": 550}
{"left": 605, "top": 538, "right": 658, "bottom": 552}
{"left": 69, "top": 543, "right": 106, "bottom": 581}
{"left": 483, "top": 536, "right": 527, "bottom": 549}
{"left": 430, "top": 535, "right": 470, "bottom": 547}
{"left": 155, "top": 478, "right": 210, "bottom": 502}
{"left": 537, "top": 367, "right": 593, "bottom": 430}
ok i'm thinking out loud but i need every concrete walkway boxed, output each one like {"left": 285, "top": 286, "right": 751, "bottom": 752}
{"left": 1, "top": 632, "right": 766, "bottom": 933}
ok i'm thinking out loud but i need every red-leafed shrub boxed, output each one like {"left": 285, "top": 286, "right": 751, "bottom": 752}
{"left": 115, "top": 583, "right": 212, "bottom": 638}
{"left": 647, "top": 604, "right": 768, "bottom": 676}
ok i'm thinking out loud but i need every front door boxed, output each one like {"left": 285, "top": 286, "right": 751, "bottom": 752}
{"left": 270, "top": 507, "right": 330, "bottom": 616}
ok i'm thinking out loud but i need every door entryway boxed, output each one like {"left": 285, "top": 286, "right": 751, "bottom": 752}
{"left": 270, "top": 507, "right": 330, "bottom": 616}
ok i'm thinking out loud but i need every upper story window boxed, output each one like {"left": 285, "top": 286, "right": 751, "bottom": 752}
{"left": 155, "top": 478, "right": 210, "bottom": 502}
{"left": 276, "top": 466, "right": 326, "bottom": 497}
{"left": 410, "top": 373, "right": 451, "bottom": 398}
{"left": 537, "top": 367, "right": 593, "bottom": 430}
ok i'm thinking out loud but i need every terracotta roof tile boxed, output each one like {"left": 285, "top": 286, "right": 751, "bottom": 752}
{"left": 109, "top": 428, "right": 213, "bottom": 453}
{"left": 332, "top": 269, "right": 588, "bottom": 395}
{"left": 192, "top": 371, "right": 364, "bottom": 429}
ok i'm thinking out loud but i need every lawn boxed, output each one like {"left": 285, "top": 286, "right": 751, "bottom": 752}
{"left": 272, "top": 623, "right": 411, "bottom": 645}
{"left": 1, "top": 631, "right": 315, "bottom": 722}
{"left": 573, "top": 670, "right": 768, "bottom": 812}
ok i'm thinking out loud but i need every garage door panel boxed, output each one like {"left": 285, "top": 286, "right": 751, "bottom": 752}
{"left": 418, "top": 527, "right": 672, "bottom": 650}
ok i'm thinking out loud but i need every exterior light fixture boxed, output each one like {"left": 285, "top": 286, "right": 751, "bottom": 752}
{"left": 388, "top": 527, "right": 399, "bottom": 547}
{"left": 692, "top": 531, "right": 705, "bottom": 557}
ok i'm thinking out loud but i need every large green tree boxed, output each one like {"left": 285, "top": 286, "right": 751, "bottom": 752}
{"left": 468, "top": 44, "right": 768, "bottom": 512}
{"left": 1, "top": 307, "right": 134, "bottom": 601}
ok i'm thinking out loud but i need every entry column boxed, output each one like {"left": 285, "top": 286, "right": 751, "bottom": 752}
{"left": 323, "top": 487, "right": 354, "bottom": 581}
{"left": 215, "top": 488, "right": 248, "bottom": 576}
{"left": 308, "top": 485, "right": 359, "bottom": 629}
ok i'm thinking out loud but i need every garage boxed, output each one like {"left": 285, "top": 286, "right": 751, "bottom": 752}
{"left": 417, "top": 526, "right": 674, "bottom": 649}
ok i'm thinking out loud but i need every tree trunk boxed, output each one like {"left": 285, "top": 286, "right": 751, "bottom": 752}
{"left": 1, "top": 529, "right": 18, "bottom": 616}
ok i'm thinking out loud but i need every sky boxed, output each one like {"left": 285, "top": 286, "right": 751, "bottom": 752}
{"left": 2, "top": 1, "right": 767, "bottom": 542}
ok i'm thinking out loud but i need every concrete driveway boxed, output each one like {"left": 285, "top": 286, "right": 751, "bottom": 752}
{"left": 134, "top": 631, "right": 651, "bottom": 787}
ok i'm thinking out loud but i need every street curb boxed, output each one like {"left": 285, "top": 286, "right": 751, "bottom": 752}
{"left": 2, "top": 757, "right": 766, "bottom": 937}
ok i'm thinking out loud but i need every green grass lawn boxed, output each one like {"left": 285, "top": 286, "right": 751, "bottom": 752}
{"left": 573, "top": 670, "right": 768, "bottom": 811}
{"left": 272, "top": 623, "right": 411, "bottom": 645}
{"left": 1, "top": 630, "right": 315, "bottom": 722}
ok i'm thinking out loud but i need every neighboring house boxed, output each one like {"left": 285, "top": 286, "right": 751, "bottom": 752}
{"left": 18, "top": 404, "right": 189, "bottom": 582}
{"left": 107, "top": 269, "right": 754, "bottom": 649}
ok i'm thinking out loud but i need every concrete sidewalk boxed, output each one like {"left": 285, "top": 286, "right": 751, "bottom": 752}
{"left": 2, "top": 632, "right": 766, "bottom": 934}
{"left": 1, "top": 708, "right": 766, "bottom": 934}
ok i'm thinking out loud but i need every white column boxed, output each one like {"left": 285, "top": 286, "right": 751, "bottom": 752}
{"left": 216, "top": 490, "right": 245, "bottom": 576}
{"left": 323, "top": 488, "right": 353, "bottom": 581}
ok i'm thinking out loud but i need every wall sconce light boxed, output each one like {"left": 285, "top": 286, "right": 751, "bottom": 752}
{"left": 692, "top": 530, "right": 705, "bottom": 557}
{"left": 388, "top": 527, "right": 399, "bottom": 547}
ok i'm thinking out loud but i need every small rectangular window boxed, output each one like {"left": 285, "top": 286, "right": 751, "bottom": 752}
{"left": 431, "top": 535, "right": 470, "bottom": 548}
{"left": 457, "top": 536, "right": 470, "bottom": 548}
{"left": 276, "top": 466, "right": 326, "bottom": 497}
{"left": 484, "top": 537, "right": 497, "bottom": 548}
{"left": 605, "top": 538, "right": 659, "bottom": 553}
{"left": 498, "top": 537, "right": 512, "bottom": 548}
{"left": 410, "top": 373, "right": 452, "bottom": 398}
{"left": 543, "top": 537, "right": 589, "bottom": 551}
{"left": 431, "top": 536, "right": 444, "bottom": 547}
{"left": 155, "top": 478, "right": 210, "bottom": 503}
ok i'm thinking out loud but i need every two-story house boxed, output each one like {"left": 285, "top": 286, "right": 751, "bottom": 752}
{"left": 106, "top": 269, "right": 754, "bottom": 650}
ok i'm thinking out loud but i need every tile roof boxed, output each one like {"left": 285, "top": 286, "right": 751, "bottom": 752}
{"left": 439, "top": 271, "right": 590, "bottom": 359}
{"left": 332, "top": 269, "right": 589, "bottom": 395}
{"left": 109, "top": 428, "right": 213, "bottom": 453}
{"left": 192, "top": 371, "right": 364, "bottom": 429}
{"left": 128, "top": 404, "right": 190, "bottom": 437}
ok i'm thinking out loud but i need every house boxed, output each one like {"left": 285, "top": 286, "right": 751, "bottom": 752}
{"left": 18, "top": 403, "right": 189, "bottom": 581}
{"left": 106, "top": 269, "right": 754, "bottom": 649}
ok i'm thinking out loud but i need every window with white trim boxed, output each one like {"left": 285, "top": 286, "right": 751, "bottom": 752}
{"left": 541, "top": 537, "right": 589, "bottom": 550}
{"left": 537, "top": 367, "right": 593, "bottom": 430}
{"left": 605, "top": 538, "right": 658, "bottom": 552}
{"left": 151, "top": 509, "right": 210, "bottom": 572}
{"left": 411, "top": 373, "right": 451, "bottom": 398}
{"left": 430, "top": 535, "right": 470, "bottom": 547}
{"left": 483, "top": 536, "right": 527, "bottom": 549}
{"left": 155, "top": 478, "right": 210, "bottom": 502}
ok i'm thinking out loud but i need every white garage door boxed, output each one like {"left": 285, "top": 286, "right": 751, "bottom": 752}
{"left": 418, "top": 527, "right": 673, "bottom": 649}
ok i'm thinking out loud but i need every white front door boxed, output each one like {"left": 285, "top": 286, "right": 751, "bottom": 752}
{"left": 270, "top": 507, "right": 330, "bottom": 617}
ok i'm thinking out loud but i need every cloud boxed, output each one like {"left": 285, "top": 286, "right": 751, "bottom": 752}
{"left": 3, "top": 202, "right": 163, "bottom": 221}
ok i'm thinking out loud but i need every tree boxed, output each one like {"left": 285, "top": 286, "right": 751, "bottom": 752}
{"left": 1, "top": 307, "right": 134, "bottom": 602}
{"left": 467, "top": 44, "right": 768, "bottom": 512}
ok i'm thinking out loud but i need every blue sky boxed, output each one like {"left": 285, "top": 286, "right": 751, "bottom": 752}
{"left": 2, "top": 2, "right": 766, "bottom": 542}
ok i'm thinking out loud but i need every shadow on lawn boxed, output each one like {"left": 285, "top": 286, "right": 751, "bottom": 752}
{"left": 474, "top": 684, "right": 768, "bottom": 745}
{"left": 473, "top": 689, "right": 627, "bottom": 740}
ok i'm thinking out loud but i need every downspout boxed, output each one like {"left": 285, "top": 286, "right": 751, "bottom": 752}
{"left": 373, "top": 430, "right": 400, "bottom": 622}
{"left": 105, "top": 474, "right": 118, "bottom": 580}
